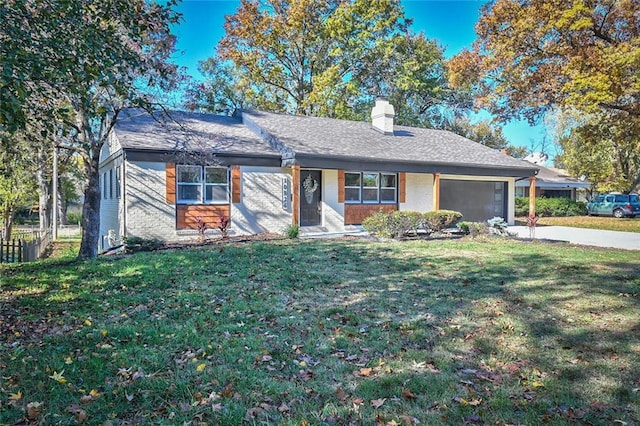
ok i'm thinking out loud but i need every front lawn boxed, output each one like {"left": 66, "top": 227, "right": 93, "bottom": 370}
{"left": 516, "top": 215, "right": 640, "bottom": 233}
{"left": 1, "top": 238, "right": 638, "bottom": 425}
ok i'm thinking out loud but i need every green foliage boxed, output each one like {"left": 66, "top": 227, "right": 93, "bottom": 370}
{"left": 422, "top": 210, "right": 463, "bottom": 233}
{"left": 362, "top": 210, "right": 463, "bottom": 239}
{"left": 447, "top": 118, "right": 527, "bottom": 159}
{"left": 66, "top": 212, "right": 82, "bottom": 225}
{"left": 198, "top": 0, "right": 469, "bottom": 127}
{"left": 456, "top": 221, "right": 489, "bottom": 237}
{"left": 123, "top": 236, "right": 165, "bottom": 254}
{"left": 284, "top": 224, "right": 300, "bottom": 239}
{"left": 515, "top": 197, "right": 587, "bottom": 217}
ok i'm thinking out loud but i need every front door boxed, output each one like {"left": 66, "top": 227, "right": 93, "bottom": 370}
{"left": 300, "top": 170, "right": 322, "bottom": 226}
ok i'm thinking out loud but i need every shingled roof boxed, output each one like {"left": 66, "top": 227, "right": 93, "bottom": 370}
{"left": 516, "top": 162, "right": 590, "bottom": 188}
{"left": 240, "top": 110, "right": 538, "bottom": 177}
{"left": 113, "top": 108, "right": 538, "bottom": 177}
{"left": 114, "top": 109, "right": 281, "bottom": 158}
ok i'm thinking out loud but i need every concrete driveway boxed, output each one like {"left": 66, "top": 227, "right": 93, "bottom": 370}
{"left": 510, "top": 225, "right": 640, "bottom": 250}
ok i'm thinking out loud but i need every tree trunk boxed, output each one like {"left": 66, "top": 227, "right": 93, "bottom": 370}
{"left": 78, "top": 149, "right": 101, "bottom": 260}
{"left": 36, "top": 155, "right": 51, "bottom": 232}
{"left": 2, "top": 201, "right": 14, "bottom": 241}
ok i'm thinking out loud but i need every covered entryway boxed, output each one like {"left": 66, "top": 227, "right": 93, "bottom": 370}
{"left": 299, "top": 170, "right": 322, "bottom": 226}
{"left": 440, "top": 179, "right": 508, "bottom": 222}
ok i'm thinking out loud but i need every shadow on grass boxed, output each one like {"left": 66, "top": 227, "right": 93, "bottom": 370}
{"left": 1, "top": 237, "right": 638, "bottom": 425}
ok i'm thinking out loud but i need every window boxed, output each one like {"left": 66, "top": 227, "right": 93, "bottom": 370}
{"left": 345, "top": 172, "right": 361, "bottom": 202}
{"left": 345, "top": 172, "right": 397, "bottom": 204}
{"left": 205, "top": 166, "right": 229, "bottom": 203}
{"left": 103, "top": 172, "right": 108, "bottom": 199}
{"left": 380, "top": 173, "right": 396, "bottom": 202}
{"left": 115, "top": 166, "right": 122, "bottom": 199}
{"left": 109, "top": 169, "right": 114, "bottom": 199}
{"left": 177, "top": 165, "right": 229, "bottom": 204}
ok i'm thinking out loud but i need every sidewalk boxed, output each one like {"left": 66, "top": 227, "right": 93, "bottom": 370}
{"left": 510, "top": 225, "right": 640, "bottom": 250}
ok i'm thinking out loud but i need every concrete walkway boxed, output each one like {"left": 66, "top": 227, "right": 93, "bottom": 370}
{"left": 510, "top": 225, "right": 640, "bottom": 250}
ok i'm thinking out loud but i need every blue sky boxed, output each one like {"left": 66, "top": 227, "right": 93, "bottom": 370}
{"left": 171, "top": 0, "right": 548, "bottom": 154}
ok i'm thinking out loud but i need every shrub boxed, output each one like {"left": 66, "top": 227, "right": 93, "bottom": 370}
{"left": 362, "top": 209, "right": 463, "bottom": 239}
{"left": 123, "top": 236, "right": 165, "bottom": 253}
{"left": 457, "top": 221, "right": 489, "bottom": 237}
{"left": 487, "top": 217, "right": 511, "bottom": 236}
{"left": 515, "top": 197, "right": 587, "bottom": 217}
{"left": 362, "top": 210, "right": 394, "bottom": 238}
{"left": 195, "top": 216, "right": 208, "bottom": 242}
{"left": 422, "top": 210, "right": 463, "bottom": 233}
{"left": 218, "top": 216, "right": 231, "bottom": 239}
{"left": 66, "top": 212, "right": 83, "bottom": 225}
{"left": 284, "top": 224, "right": 300, "bottom": 239}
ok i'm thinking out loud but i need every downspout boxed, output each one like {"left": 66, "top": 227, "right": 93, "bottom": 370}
{"left": 122, "top": 152, "right": 127, "bottom": 241}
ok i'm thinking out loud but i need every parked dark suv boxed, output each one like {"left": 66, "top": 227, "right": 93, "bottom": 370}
{"left": 586, "top": 193, "right": 640, "bottom": 218}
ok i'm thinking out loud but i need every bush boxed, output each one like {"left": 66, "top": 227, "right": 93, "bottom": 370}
{"left": 362, "top": 209, "right": 463, "bottom": 239}
{"left": 422, "top": 210, "right": 463, "bottom": 233}
{"left": 515, "top": 197, "right": 586, "bottom": 217}
{"left": 487, "top": 216, "right": 511, "bottom": 235}
{"left": 123, "top": 236, "right": 165, "bottom": 253}
{"left": 66, "top": 211, "right": 83, "bottom": 225}
{"left": 283, "top": 224, "right": 300, "bottom": 239}
{"left": 457, "top": 221, "right": 489, "bottom": 237}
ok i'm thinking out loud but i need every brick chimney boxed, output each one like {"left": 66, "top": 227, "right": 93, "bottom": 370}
{"left": 371, "top": 98, "right": 395, "bottom": 135}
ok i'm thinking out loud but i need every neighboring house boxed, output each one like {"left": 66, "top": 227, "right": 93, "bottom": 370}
{"left": 515, "top": 163, "right": 590, "bottom": 201}
{"left": 98, "top": 100, "right": 538, "bottom": 249}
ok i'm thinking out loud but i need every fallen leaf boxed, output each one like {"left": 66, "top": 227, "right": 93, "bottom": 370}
{"left": 531, "top": 381, "right": 544, "bottom": 388}
{"left": 89, "top": 389, "right": 101, "bottom": 398}
{"left": 371, "top": 398, "right": 386, "bottom": 408}
{"left": 49, "top": 370, "right": 67, "bottom": 383}
{"left": 402, "top": 389, "right": 417, "bottom": 400}
{"left": 221, "top": 382, "right": 235, "bottom": 398}
{"left": 335, "top": 387, "right": 348, "bottom": 401}
{"left": 196, "top": 363, "right": 206, "bottom": 372}
{"left": 9, "top": 391, "right": 22, "bottom": 401}
{"left": 400, "top": 415, "right": 420, "bottom": 424}
{"left": 278, "top": 403, "right": 290, "bottom": 413}
{"left": 359, "top": 367, "right": 373, "bottom": 377}
{"left": 26, "top": 402, "right": 42, "bottom": 419}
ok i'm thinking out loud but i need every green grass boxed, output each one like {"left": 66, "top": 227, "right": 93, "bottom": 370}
{"left": 516, "top": 215, "right": 640, "bottom": 232}
{"left": 1, "top": 237, "right": 639, "bottom": 425}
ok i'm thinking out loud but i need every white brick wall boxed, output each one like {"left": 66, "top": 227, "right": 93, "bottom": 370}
{"left": 232, "top": 166, "right": 292, "bottom": 235}
{"left": 125, "top": 161, "right": 178, "bottom": 241}
{"left": 400, "top": 173, "right": 434, "bottom": 212}
{"left": 98, "top": 155, "right": 124, "bottom": 251}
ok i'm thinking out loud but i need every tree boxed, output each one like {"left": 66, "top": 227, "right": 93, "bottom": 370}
{"left": 0, "top": 140, "right": 36, "bottom": 240}
{"left": 207, "top": 0, "right": 466, "bottom": 127}
{"left": 554, "top": 111, "right": 640, "bottom": 192}
{"left": 447, "top": 118, "right": 527, "bottom": 159}
{"left": 453, "top": 0, "right": 640, "bottom": 123}
{"left": 4, "top": 0, "right": 181, "bottom": 259}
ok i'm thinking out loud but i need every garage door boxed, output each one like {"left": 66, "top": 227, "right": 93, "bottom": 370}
{"left": 440, "top": 180, "right": 507, "bottom": 222}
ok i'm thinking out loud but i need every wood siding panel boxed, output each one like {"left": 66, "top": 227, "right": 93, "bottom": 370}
{"left": 166, "top": 163, "right": 176, "bottom": 203}
{"left": 337, "top": 170, "right": 345, "bottom": 203}
{"left": 231, "top": 166, "right": 241, "bottom": 203}
{"left": 176, "top": 205, "right": 230, "bottom": 230}
{"left": 433, "top": 172, "right": 441, "bottom": 210}
{"left": 344, "top": 204, "right": 396, "bottom": 225}
{"left": 399, "top": 172, "right": 406, "bottom": 203}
